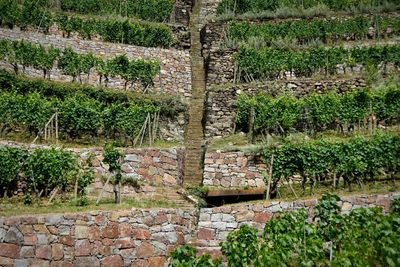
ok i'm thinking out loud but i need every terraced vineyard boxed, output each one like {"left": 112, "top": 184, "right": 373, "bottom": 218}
{"left": 0, "top": 0, "right": 399, "bottom": 266}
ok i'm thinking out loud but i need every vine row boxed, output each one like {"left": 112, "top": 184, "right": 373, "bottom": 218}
{"left": 236, "top": 44, "right": 400, "bottom": 80}
{"left": 0, "top": 91, "right": 157, "bottom": 144}
{"left": 237, "top": 86, "right": 400, "bottom": 135}
{"left": 171, "top": 195, "right": 400, "bottom": 267}
{"left": 0, "top": 146, "right": 87, "bottom": 199}
{"left": 0, "top": 70, "right": 184, "bottom": 115}
{"left": 0, "top": 40, "right": 160, "bottom": 90}
{"left": 263, "top": 133, "right": 400, "bottom": 193}
{"left": 0, "top": 0, "right": 174, "bottom": 48}
{"left": 228, "top": 15, "right": 400, "bottom": 46}
{"left": 58, "top": 0, "right": 174, "bottom": 22}
{"left": 217, "top": 0, "right": 399, "bottom": 15}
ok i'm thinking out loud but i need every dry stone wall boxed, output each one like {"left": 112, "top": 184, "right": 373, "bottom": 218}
{"left": 200, "top": 0, "right": 223, "bottom": 27}
{"left": 0, "top": 141, "right": 185, "bottom": 199}
{"left": 194, "top": 192, "right": 400, "bottom": 257}
{"left": 206, "top": 78, "right": 368, "bottom": 138}
{"left": 0, "top": 28, "right": 192, "bottom": 98}
{"left": 0, "top": 208, "right": 197, "bottom": 267}
{"left": 0, "top": 192, "right": 398, "bottom": 266}
{"left": 203, "top": 151, "right": 266, "bottom": 188}
{"left": 172, "top": 0, "right": 193, "bottom": 26}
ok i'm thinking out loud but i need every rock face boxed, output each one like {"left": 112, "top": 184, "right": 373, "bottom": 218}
{"left": 0, "top": 193, "right": 398, "bottom": 265}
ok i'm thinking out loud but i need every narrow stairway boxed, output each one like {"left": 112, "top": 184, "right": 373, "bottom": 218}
{"left": 184, "top": 0, "right": 206, "bottom": 187}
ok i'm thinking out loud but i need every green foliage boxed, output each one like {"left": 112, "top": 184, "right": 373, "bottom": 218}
{"left": 392, "top": 197, "right": 400, "bottom": 215}
{"left": 235, "top": 45, "right": 400, "bottom": 80}
{"left": 0, "top": 40, "right": 160, "bottom": 89}
{"left": 0, "top": 147, "right": 27, "bottom": 195}
{"left": 173, "top": 194, "right": 400, "bottom": 266}
{"left": 20, "top": 0, "right": 52, "bottom": 32}
{"left": 261, "top": 209, "right": 325, "bottom": 266}
{"left": 228, "top": 15, "right": 400, "bottom": 47}
{"left": 0, "top": 70, "right": 182, "bottom": 144}
{"left": 0, "top": 69, "right": 183, "bottom": 116}
{"left": 75, "top": 155, "right": 95, "bottom": 206}
{"left": 262, "top": 134, "right": 400, "bottom": 190}
{"left": 103, "top": 143, "right": 123, "bottom": 204}
{"left": 59, "top": 0, "right": 174, "bottom": 22}
{"left": 56, "top": 14, "right": 174, "bottom": 48}
{"left": 0, "top": 0, "right": 20, "bottom": 28}
{"left": 0, "top": 91, "right": 156, "bottom": 143}
{"left": 0, "top": 2, "right": 174, "bottom": 48}
{"left": 25, "top": 148, "right": 78, "bottom": 196}
{"left": 217, "top": 0, "right": 399, "bottom": 15}
{"left": 221, "top": 224, "right": 259, "bottom": 267}
{"left": 103, "top": 144, "right": 122, "bottom": 174}
{"left": 236, "top": 87, "right": 400, "bottom": 135}
{"left": 59, "top": 95, "right": 102, "bottom": 139}
{"left": 169, "top": 245, "right": 223, "bottom": 267}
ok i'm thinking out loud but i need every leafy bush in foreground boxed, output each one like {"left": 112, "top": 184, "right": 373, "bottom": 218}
{"left": 170, "top": 194, "right": 400, "bottom": 267}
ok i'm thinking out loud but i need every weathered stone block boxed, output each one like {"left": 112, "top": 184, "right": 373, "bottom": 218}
{"left": 0, "top": 243, "right": 19, "bottom": 259}
{"left": 101, "top": 255, "right": 123, "bottom": 266}
{"left": 35, "top": 245, "right": 51, "bottom": 260}
{"left": 136, "top": 242, "right": 154, "bottom": 258}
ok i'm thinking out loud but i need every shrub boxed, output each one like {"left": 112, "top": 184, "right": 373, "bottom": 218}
{"left": 25, "top": 148, "right": 78, "bottom": 196}
{"left": 0, "top": 147, "right": 27, "bottom": 196}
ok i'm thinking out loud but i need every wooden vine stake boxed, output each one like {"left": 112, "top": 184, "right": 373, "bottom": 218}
{"left": 266, "top": 154, "right": 274, "bottom": 200}
{"left": 248, "top": 106, "right": 255, "bottom": 144}
{"left": 333, "top": 171, "right": 337, "bottom": 190}
{"left": 286, "top": 176, "right": 298, "bottom": 198}
{"left": 48, "top": 186, "right": 59, "bottom": 204}
{"left": 96, "top": 175, "right": 112, "bottom": 206}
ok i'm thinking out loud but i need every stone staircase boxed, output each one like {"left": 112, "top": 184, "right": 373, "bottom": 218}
{"left": 153, "top": 187, "right": 194, "bottom": 208}
{"left": 184, "top": 0, "right": 207, "bottom": 187}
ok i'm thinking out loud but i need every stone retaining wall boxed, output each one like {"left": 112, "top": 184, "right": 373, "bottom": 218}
{"left": 203, "top": 151, "right": 266, "bottom": 188}
{"left": 205, "top": 78, "right": 367, "bottom": 138}
{"left": 0, "top": 208, "right": 197, "bottom": 267}
{"left": 200, "top": 0, "right": 222, "bottom": 27}
{"left": 0, "top": 141, "right": 185, "bottom": 198}
{"left": 0, "top": 192, "right": 398, "bottom": 265}
{"left": 173, "top": 0, "right": 193, "bottom": 26}
{"left": 0, "top": 29, "right": 191, "bottom": 98}
{"left": 194, "top": 192, "right": 400, "bottom": 257}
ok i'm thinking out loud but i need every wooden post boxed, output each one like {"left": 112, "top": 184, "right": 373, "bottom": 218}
{"left": 96, "top": 175, "right": 112, "bottom": 205}
{"left": 333, "top": 171, "right": 337, "bottom": 190}
{"left": 266, "top": 154, "right": 274, "bottom": 200}
{"left": 48, "top": 186, "right": 59, "bottom": 204}
{"left": 248, "top": 106, "right": 255, "bottom": 144}
{"left": 55, "top": 111, "right": 58, "bottom": 144}
{"left": 74, "top": 178, "right": 78, "bottom": 200}
{"left": 286, "top": 177, "right": 298, "bottom": 198}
